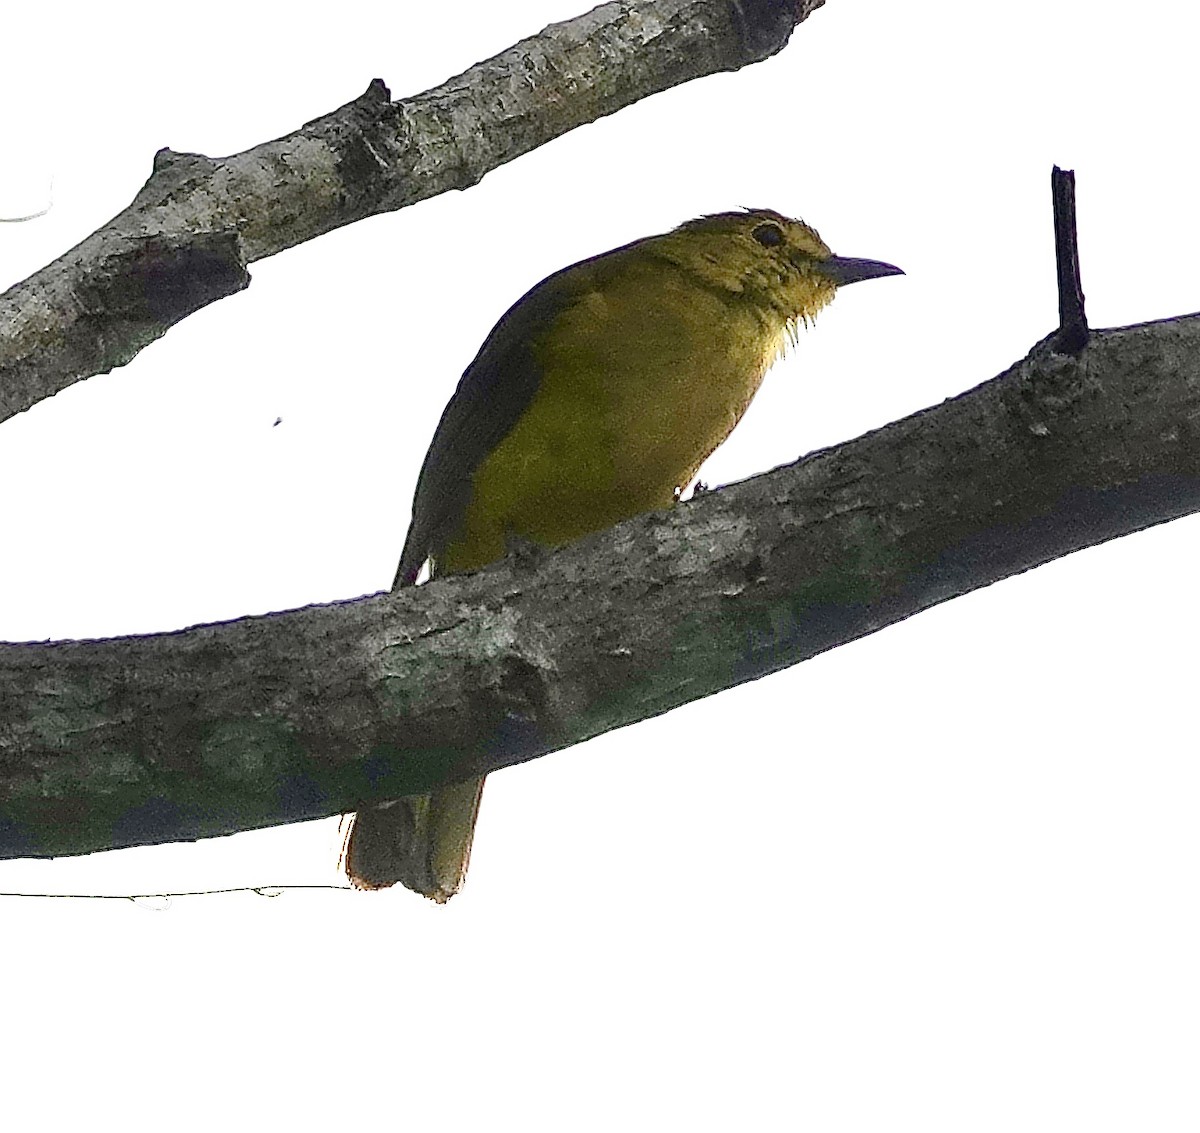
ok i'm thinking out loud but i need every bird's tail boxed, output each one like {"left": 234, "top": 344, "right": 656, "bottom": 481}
{"left": 342, "top": 776, "right": 486, "bottom": 902}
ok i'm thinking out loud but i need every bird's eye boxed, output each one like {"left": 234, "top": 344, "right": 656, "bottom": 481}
{"left": 752, "top": 223, "right": 785, "bottom": 248}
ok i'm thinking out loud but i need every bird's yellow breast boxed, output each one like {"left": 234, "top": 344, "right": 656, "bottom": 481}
{"left": 437, "top": 257, "right": 789, "bottom": 574}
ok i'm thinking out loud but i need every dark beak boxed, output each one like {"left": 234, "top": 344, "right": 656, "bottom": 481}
{"left": 818, "top": 255, "right": 904, "bottom": 287}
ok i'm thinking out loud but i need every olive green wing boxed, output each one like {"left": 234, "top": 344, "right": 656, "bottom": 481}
{"left": 393, "top": 245, "right": 636, "bottom": 587}
{"left": 351, "top": 243, "right": 637, "bottom": 898}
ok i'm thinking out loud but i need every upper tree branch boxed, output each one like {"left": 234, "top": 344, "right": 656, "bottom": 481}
{"left": 0, "top": 0, "right": 822, "bottom": 427}
{"left": 3, "top": 310, "right": 1199, "bottom": 861}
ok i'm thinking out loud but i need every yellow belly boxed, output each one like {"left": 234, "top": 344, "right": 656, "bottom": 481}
{"left": 438, "top": 269, "right": 788, "bottom": 574}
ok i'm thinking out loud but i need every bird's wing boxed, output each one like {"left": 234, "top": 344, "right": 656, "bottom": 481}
{"left": 393, "top": 249, "right": 629, "bottom": 587}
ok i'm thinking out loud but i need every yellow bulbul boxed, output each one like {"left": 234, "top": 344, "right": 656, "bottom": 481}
{"left": 343, "top": 209, "right": 902, "bottom": 899}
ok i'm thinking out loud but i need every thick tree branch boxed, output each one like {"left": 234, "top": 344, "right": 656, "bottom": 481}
{"left": 3, "top": 310, "right": 1200, "bottom": 861}
{"left": 0, "top": 0, "right": 822, "bottom": 428}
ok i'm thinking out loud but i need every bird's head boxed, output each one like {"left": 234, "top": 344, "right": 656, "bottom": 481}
{"left": 650, "top": 208, "right": 902, "bottom": 329}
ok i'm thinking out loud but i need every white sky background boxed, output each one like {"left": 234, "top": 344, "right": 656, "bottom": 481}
{"left": 2, "top": 0, "right": 1198, "bottom": 1127}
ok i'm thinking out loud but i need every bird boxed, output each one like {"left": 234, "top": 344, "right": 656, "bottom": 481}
{"left": 342, "top": 208, "right": 902, "bottom": 899}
